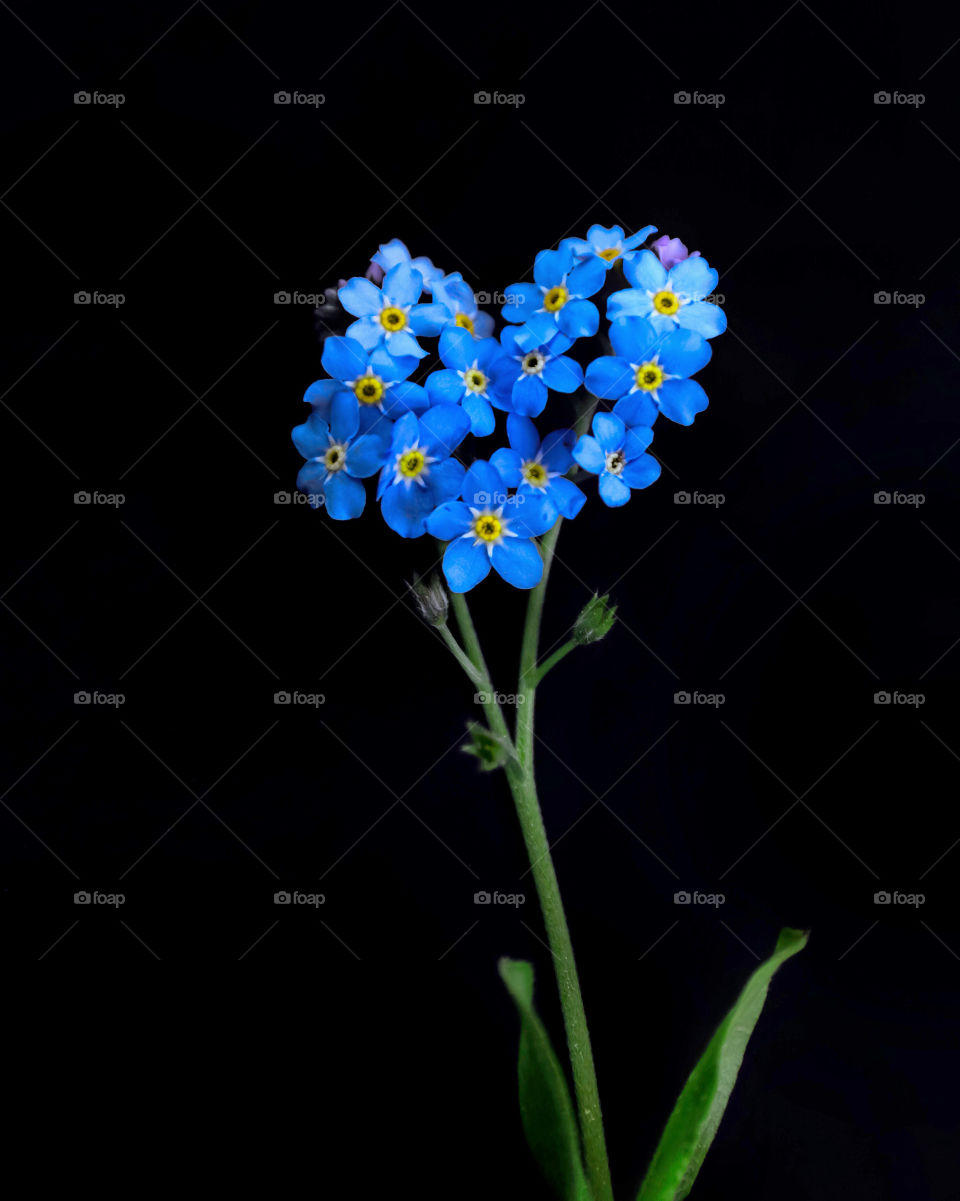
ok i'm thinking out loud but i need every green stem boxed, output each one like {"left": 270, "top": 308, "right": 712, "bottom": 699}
{"left": 449, "top": 591, "right": 512, "bottom": 745}
{"left": 507, "top": 519, "right": 615, "bottom": 1201}
{"left": 437, "top": 622, "right": 485, "bottom": 691}
{"left": 533, "top": 638, "right": 577, "bottom": 686}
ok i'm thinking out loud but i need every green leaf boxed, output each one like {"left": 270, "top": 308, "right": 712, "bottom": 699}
{"left": 499, "top": 958, "right": 594, "bottom": 1201}
{"left": 637, "top": 927, "right": 809, "bottom": 1201}
{"left": 461, "top": 721, "right": 515, "bottom": 771}
{"left": 572, "top": 593, "right": 617, "bottom": 646}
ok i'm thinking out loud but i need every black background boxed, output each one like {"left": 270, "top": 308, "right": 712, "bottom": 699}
{"left": 2, "top": 1, "right": 959, "bottom": 1197}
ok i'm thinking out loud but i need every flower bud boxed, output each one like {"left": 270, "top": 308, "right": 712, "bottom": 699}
{"left": 573, "top": 593, "right": 617, "bottom": 646}
{"left": 409, "top": 571, "right": 449, "bottom": 627}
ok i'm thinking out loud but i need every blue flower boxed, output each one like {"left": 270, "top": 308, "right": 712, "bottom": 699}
{"left": 338, "top": 263, "right": 450, "bottom": 359}
{"left": 561, "top": 223, "right": 657, "bottom": 270}
{"left": 572, "top": 412, "right": 660, "bottom": 507}
{"left": 292, "top": 396, "right": 387, "bottom": 519}
{"left": 490, "top": 415, "right": 586, "bottom": 520}
{"left": 425, "top": 460, "right": 557, "bottom": 593}
{"left": 377, "top": 405, "right": 470, "bottom": 538}
{"left": 425, "top": 326, "right": 513, "bottom": 436}
{"left": 608, "top": 250, "right": 726, "bottom": 339}
{"left": 498, "top": 327, "right": 583, "bottom": 417}
{"left": 317, "top": 336, "right": 429, "bottom": 433}
{"left": 371, "top": 238, "right": 445, "bottom": 293}
{"left": 584, "top": 318, "right": 713, "bottom": 427}
{"left": 431, "top": 272, "right": 495, "bottom": 338}
{"left": 502, "top": 244, "right": 607, "bottom": 347}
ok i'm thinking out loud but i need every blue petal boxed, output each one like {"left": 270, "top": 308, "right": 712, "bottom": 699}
{"left": 622, "top": 454, "right": 661, "bottom": 490}
{"left": 292, "top": 413, "right": 330, "bottom": 460}
{"left": 658, "top": 327, "right": 712, "bottom": 377}
{"left": 382, "top": 380, "right": 429, "bottom": 419}
{"left": 587, "top": 224, "right": 624, "bottom": 248}
{"left": 473, "top": 311, "right": 495, "bottom": 338}
{"left": 427, "top": 457, "right": 465, "bottom": 505}
{"left": 507, "top": 492, "right": 556, "bottom": 538}
{"left": 346, "top": 316, "right": 386, "bottom": 350}
{"left": 567, "top": 255, "right": 606, "bottom": 299}
{"left": 506, "top": 414, "right": 539, "bottom": 460}
{"left": 383, "top": 262, "right": 423, "bottom": 307}
{"left": 462, "top": 391, "right": 495, "bottom": 436}
{"left": 425, "top": 500, "right": 472, "bottom": 540}
{"left": 492, "top": 538, "right": 543, "bottom": 589}
{"left": 370, "top": 345, "right": 415, "bottom": 381}
{"left": 502, "top": 283, "right": 542, "bottom": 324}
{"left": 330, "top": 390, "right": 360, "bottom": 442}
{"left": 598, "top": 471, "right": 631, "bottom": 507}
{"left": 386, "top": 330, "right": 427, "bottom": 359}
{"left": 593, "top": 411, "right": 626, "bottom": 453}
{"left": 338, "top": 277, "right": 382, "bottom": 317}
{"left": 573, "top": 434, "right": 604, "bottom": 475}
{"left": 324, "top": 471, "right": 366, "bottom": 520}
{"left": 546, "top": 475, "right": 586, "bottom": 519}
{"left": 623, "top": 249, "right": 667, "bottom": 292}
{"left": 344, "top": 433, "right": 385, "bottom": 478}
{"left": 381, "top": 480, "right": 433, "bottom": 537}
{"left": 463, "top": 459, "right": 505, "bottom": 507}
{"left": 516, "top": 311, "right": 561, "bottom": 349}
{"left": 534, "top": 246, "right": 574, "bottom": 288}
{"left": 426, "top": 369, "right": 466, "bottom": 406}
{"left": 419, "top": 404, "right": 470, "bottom": 458}
{"left": 295, "top": 460, "right": 327, "bottom": 507}
{"left": 557, "top": 298, "right": 599, "bottom": 339}
{"left": 443, "top": 537, "right": 491, "bottom": 593}
{"left": 372, "top": 239, "right": 410, "bottom": 273}
{"left": 624, "top": 425, "right": 654, "bottom": 458}
{"left": 490, "top": 447, "right": 523, "bottom": 487}
{"left": 614, "top": 391, "right": 659, "bottom": 428}
{"left": 303, "top": 378, "right": 345, "bottom": 419}
{"left": 677, "top": 300, "right": 727, "bottom": 339}
{"left": 322, "top": 336, "right": 369, "bottom": 382}
{"left": 609, "top": 317, "right": 659, "bottom": 362}
{"left": 409, "top": 302, "right": 450, "bottom": 336}
{"left": 359, "top": 407, "right": 394, "bottom": 443}
{"left": 669, "top": 256, "right": 718, "bottom": 300}
{"left": 389, "top": 411, "right": 420, "bottom": 454}
{"left": 542, "top": 354, "right": 583, "bottom": 393}
{"left": 607, "top": 290, "right": 652, "bottom": 321}
{"left": 585, "top": 355, "right": 634, "bottom": 400}
{"left": 539, "top": 428, "right": 575, "bottom": 472}
{"left": 658, "top": 379, "right": 709, "bottom": 425}
{"left": 622, "top": 224, "right": 657, "bottom": 250}
{"left": 511, "top": 374, "right": 548, "bottom": 418}
{"left": 438, "top": 324, "right": 475, "bottom": 371}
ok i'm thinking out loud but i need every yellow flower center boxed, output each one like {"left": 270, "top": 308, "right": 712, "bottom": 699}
{"left": 635, "top": 362, "right": 665, "bottom": 391}
{"left": 652, "top": 289, "right": 680, "bottom": 315}
{"left": 474, "top": 513, "right": 502, "bottom": 542}
{"left": 464, "top": 368, "right": 488, "bottom": 394}
{"left": 543, "top": 284, "right": 568, "bottom": 312}
{"left": 380, "top": 305, "right": 407, "bottom": 332}
{"left": 599, "top": 247, "right": 620, "bottom": 262}
{"left": 454, "top": 312, "right": 475, "bottom": 334}
{"left": 354, "top": 375, "right": 384, "bottom": 405}
{"left": 398, "top": 449, "right": 426, "bottom": 478}
{"left": 324, "top": 444, "right": 347, "bottom": 472}
{"left": 521, "top": 351, "right": 545, "bottom": 375}
{"left": 522, "top": 461, "right": 548, "bottom": 487}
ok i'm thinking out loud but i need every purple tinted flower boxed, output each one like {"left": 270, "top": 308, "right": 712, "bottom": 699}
{"left": 651, "top": 235, "right": 701, "bottom": 271}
